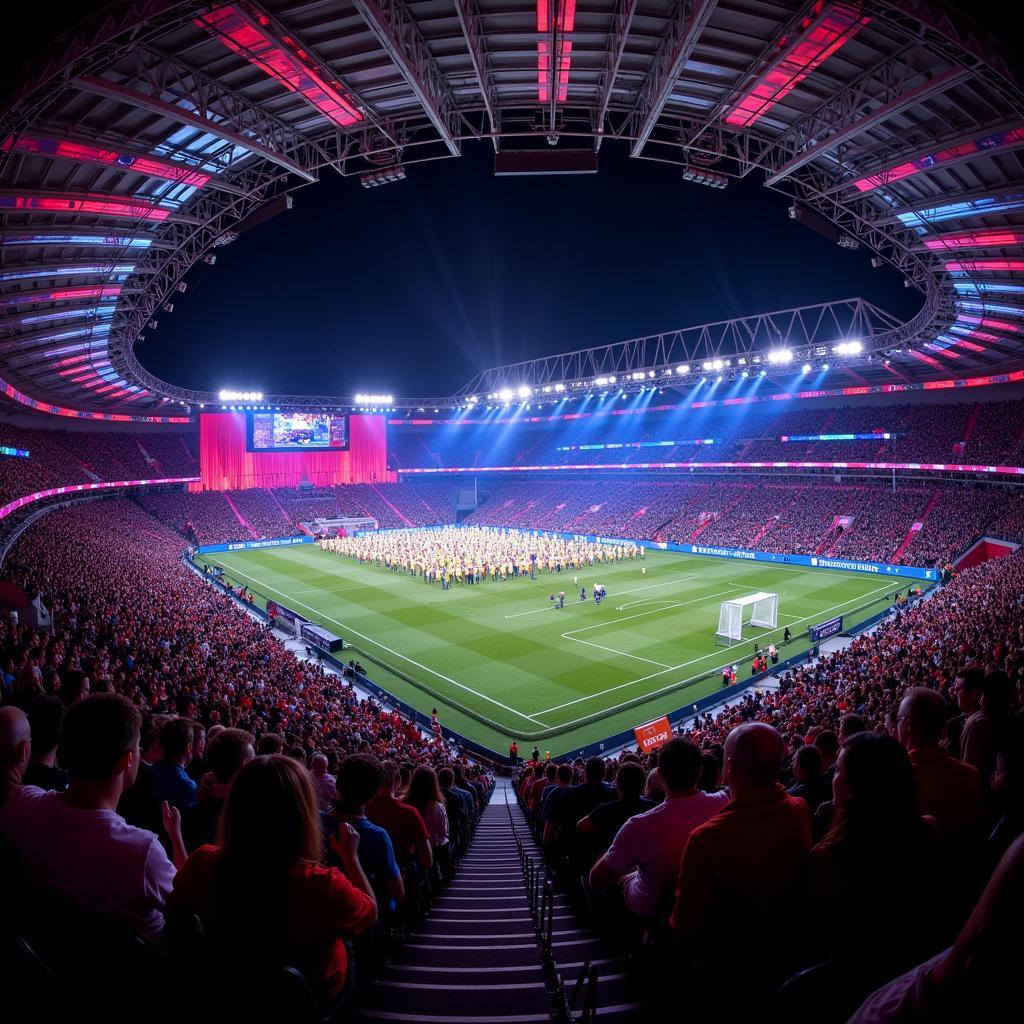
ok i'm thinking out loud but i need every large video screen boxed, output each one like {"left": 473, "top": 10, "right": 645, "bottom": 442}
{"left": 248, "top": 411, "right": 349, "bottom": 452}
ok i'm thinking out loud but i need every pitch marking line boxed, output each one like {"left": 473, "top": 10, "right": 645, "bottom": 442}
{"left": 557, "top": 586, "right": 747, "bottom": 678}
{"left": 209, "top": 559, "right": 545, "bottom": 727}
{"left": 534, "top": 580, "right": 896, "bottom": 722}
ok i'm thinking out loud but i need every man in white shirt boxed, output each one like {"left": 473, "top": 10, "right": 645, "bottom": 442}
{"left": 1, "top": 694, "right": 183, "bottom": 943}
{"left": 589, "top": 738, "right": 729, "bottom": 919}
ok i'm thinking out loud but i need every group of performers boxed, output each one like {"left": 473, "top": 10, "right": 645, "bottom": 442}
{"left": 319, "top": 525, "right": 643, "bottom": 588}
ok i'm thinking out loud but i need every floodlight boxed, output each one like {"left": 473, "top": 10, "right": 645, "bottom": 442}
{"left": 802, "top": 363, "right": 812, "bottom": 373}
{"left": 498, "top": 387, "right": 514, "bottom": 401}
{"left": 516, "top": 385, "right": 531, "bottom": 399}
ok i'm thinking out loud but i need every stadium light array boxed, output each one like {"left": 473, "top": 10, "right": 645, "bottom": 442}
{"left": 498, "top": 387, "right": 514, "bottom": 402}
{"left": 354, "top": 393, "right": 392, "bottom": 404}
{"left": 802, "top": 363, "right": 812, "bottom": 374}
{"left": 676, "top": 365, "right": 690, "bottom": 375}
{"left": 516, "top": 385, "right": 532, "bottom": 399}
{"left": 219, "top": 389, "right": 262, "bottom": 401}
{"left": 767, "top": 349, "right": 793, "bottom": 364}
{"left": 833, "top": 340, "right": 864, "bottom": 355}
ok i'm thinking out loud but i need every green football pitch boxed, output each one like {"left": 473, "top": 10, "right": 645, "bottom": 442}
{"left": 206, "top": 542, "right": 901, "bottom": 755}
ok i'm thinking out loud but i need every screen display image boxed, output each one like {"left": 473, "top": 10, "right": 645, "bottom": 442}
{"left": 249, "top": 411, "right": 349, "bottom": 451}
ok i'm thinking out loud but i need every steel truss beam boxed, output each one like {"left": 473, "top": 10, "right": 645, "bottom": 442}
{"left": 452, "top": 0, "right": 499, "bottom": 149}
{"left": 74, "top": 66, "right": 321, "bottom": 183}
{"left": 458, "top": 298, "right": 914, "bottom": 394}
{"left": 594, "top": 0, "right": 637, "bottom": 151}
{"left": 350, "top": 0, "right": 461, "bottom": 156}
{"left": 628, "top": 0, "right": 718, "bottom": 158}
{"left": 763, "top": 61, "right": 971, "bottom": 186}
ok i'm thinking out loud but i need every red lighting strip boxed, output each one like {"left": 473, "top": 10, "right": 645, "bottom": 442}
{"left": 196, "top": 3, "right": 361, "bottom": 128}
{"left": 724, "top": 3, "right": 869, "bottom": 128}
{"left": 946, "top": 260, "right": 1024, "bottom": 273}
{"left": 1, "top": 135, "right": 211, "bottom": 188}
{"left": 537, "top": 0, "right": 577, "bottom": 103}
{"left": 0, "top": 193, "right": 171, "bottom": 222}
{"left": 1, "top": 476, "right": 202, "bottom": 521}
{"left": 854, "top": 126, "right": 1024, "bottom": 192}
{"left": 0, "top": 375, "right": 189, "bottom": 423}
{"left": 398, "top": 461, "right": 1024, "bottom": 478}
{"left": 924, "top": 230, "right": 1024, "bottom": 250}
{"left": 909, "top": 350, "right": 942, "bottom": 367}
{"left": 51, "top": 285, "right": 123, "bottom": 302}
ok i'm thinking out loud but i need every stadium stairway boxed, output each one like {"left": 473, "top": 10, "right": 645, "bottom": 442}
{"left": 351, "top": 781, "right": 553, "bottom": 1024}
{"left": 507, "top": 800, "right": 649, "bottom": 1023}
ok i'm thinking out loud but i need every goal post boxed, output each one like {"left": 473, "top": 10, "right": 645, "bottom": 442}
{"left": 715, "top": 591, "right": 778, "bottom": 646}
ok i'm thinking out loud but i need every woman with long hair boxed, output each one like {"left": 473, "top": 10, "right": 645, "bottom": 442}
{"left": 805, "top": 732, "right": 942, "bottom": 961}
{"left": 167, "top": 755, "right": 376, "bottom": 1000}
{"left": 405, "top": 765, "right": 450, "bottom": 882}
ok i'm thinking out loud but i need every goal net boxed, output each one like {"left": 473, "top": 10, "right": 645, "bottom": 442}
{"left": 716, "top": 592, "right": 778, "bottom": 646}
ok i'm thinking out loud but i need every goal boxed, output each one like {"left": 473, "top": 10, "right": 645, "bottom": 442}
{"left": 716, "top": 592, "right": 778, "bottom": 646}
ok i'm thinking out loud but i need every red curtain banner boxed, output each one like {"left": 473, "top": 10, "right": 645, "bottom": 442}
{"left": 194, "top": 412, "right": 391, "bottom": 491}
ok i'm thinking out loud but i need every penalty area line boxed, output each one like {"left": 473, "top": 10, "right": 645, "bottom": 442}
{"left": 533, "top": 580, "right": 897, "bottom": 722}
{"left": 208, "top": 560, "right": 546, "bottom": 727}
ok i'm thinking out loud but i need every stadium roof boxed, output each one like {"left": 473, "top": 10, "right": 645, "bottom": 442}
{"left": 1, "top": 0, "right": 1023, "bottom": 416}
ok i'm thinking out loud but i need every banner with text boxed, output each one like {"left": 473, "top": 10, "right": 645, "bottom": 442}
{"left": 634, "top": 716, "right": 674, "bottom": 754}
{"left": 197, "top": 535, "right": 314, "bottom": 554}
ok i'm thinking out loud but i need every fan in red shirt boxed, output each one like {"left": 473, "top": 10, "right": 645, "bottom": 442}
{"left": 365, "top": 760, "right": 433, "bottom": 874}
{"left": 167, "top": 755, "right": 376, "bottom": 1003}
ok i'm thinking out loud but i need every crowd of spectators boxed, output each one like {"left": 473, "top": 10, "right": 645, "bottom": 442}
{"left": 515, "top": 546, "right": 1024, "bottom": 1016}
{"left": 223, "top": 489, "right": 295, "bottom": 539}
{"left": 0, "top": 498, "right": 493, "bottom": 1014}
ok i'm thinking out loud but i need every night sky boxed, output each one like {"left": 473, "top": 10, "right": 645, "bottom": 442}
{"left": 145, "top": 141, "right": 921, "bottom": 399}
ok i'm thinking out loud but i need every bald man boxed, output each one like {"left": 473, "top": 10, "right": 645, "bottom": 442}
{"left": 0, "top": 705, "right": 31, "bottom": 808}
{"left": 670, "top": 724, "right": 811, "bottom": 986}
{"left": 898, "top": 687, "right": 984, "bottom": 846}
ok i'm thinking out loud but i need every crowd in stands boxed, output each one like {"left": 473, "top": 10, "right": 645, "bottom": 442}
{"left": 223, "top": 488, "right": 294, "bottom": 539}
{"left": 0, "top": 498, "right": 493, "bottom": 1016}
{"left": 514, "top": 546, "right": 1024, "bottom": 1016}
{"left": 468, "top": 477, "right": 1023, "bottom": 566}
{"left": 0, "top": 420, "right": 199, "bottom": 509}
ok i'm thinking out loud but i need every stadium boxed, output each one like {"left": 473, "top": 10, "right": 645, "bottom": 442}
{"left": 0, "top": 1, "right": 1022, "bottom": 1021}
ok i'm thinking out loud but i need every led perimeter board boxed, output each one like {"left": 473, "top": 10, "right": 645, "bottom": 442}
{"left": 248, "top": 411, "right": 349, "bottom": 452}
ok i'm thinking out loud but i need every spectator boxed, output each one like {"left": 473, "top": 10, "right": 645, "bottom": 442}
{"left": 697, "top": 751, "right": 724, "bottom": 794}
{"left": 897, "top": 687, "right": 985, "bottom": 847}
{"left": 182, "top": 728, "right": 254, "bottom": 852}
{"left": 310, "top": 752, "right": 338, "bottom": 811}
{"left": 405, "top": 766, "right": 449, "bottom": 876}
{"left": 22, "top": 696, "right": 68, "bottom": 793}
{"left": 152, "top": 717, "right": 199, "bottom": 811}
{"left": 438, "top": 767, "right": 469, "bottom": 849}
{"left": 815, "top": 730, "right": 840, "bottom": 781}
{"left": 540, "top": 764, "right": 574, "bottom": 844}
{"left": 961, "top": 671, "right": 1013, "bottom": 787}
{"left": 670, "top": 724, "right": 811, "bottom": 987}
{"left": 787, "top": 744, "right": 831, "bottom": 815}
{"left": 167, "top": 755, "right": 376, "bottom": 1002}
{"left": 324, "top": 754, "right": 403, "bottom": 914}
{"left": 577, "top": 761, "right": 655, "bottom": 851}
{"left": 543, "top": 756, "right": 615, "bottom": 850}
{"left": 0, "top": 705, "right": 31, "bottom": 809}
{"left": 805, "top": 733, "right": 943, "bottom": 961}
{"left": 948, "top": 667, "right": 985, "bottom": 758}
{"left": 366, "top": 760, "right": 433, "bottom": 874}
{"left": 256, "top": 733, "right": 285, "bottom": 756}
{"left": 590, "top": 739, "right": 728, "bottom": 920}
{"left": 118, "top": 712, "right": 169, "bottom": 835}
{"left": 185, "top": 722, "right": 209, "bottom": 783}
{"left": 59, "top": 669, "right": 90, "bottom": 707}
{"left": 0, "top": 694, "right": 183, "bottom": 942}
{"left": 849, "top": 834, "right": 1024, "bottom": 1024}
{"left": 989, "top": 714, "right": 1024, "bottom": 860}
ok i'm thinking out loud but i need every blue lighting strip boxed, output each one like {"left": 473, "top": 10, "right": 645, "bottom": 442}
{"left": 0, "top": 446, "right": 30, "bottom": 459}
{"left": 13, "top": 305, "right": 118, "bottom": 327}
{"left": 780, "top": 432, "right": 893, "bottom": 441}
{"left": 897, "top": 192, "right": 1024, "bottom": 229}
{"left": 555, "top": 438, "right": 718, "bottom": 451}
{"left": 956, "top": 301, "right": 1024, "bottom": 317}
{"left": 953, "top": 282, "right": 1024, "bottom": 296}
{"left": 0, "top": 264, "right": 135, "bottom": 282}
{"left": 1, "top": 234, "right": 152, "bottom": 248}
